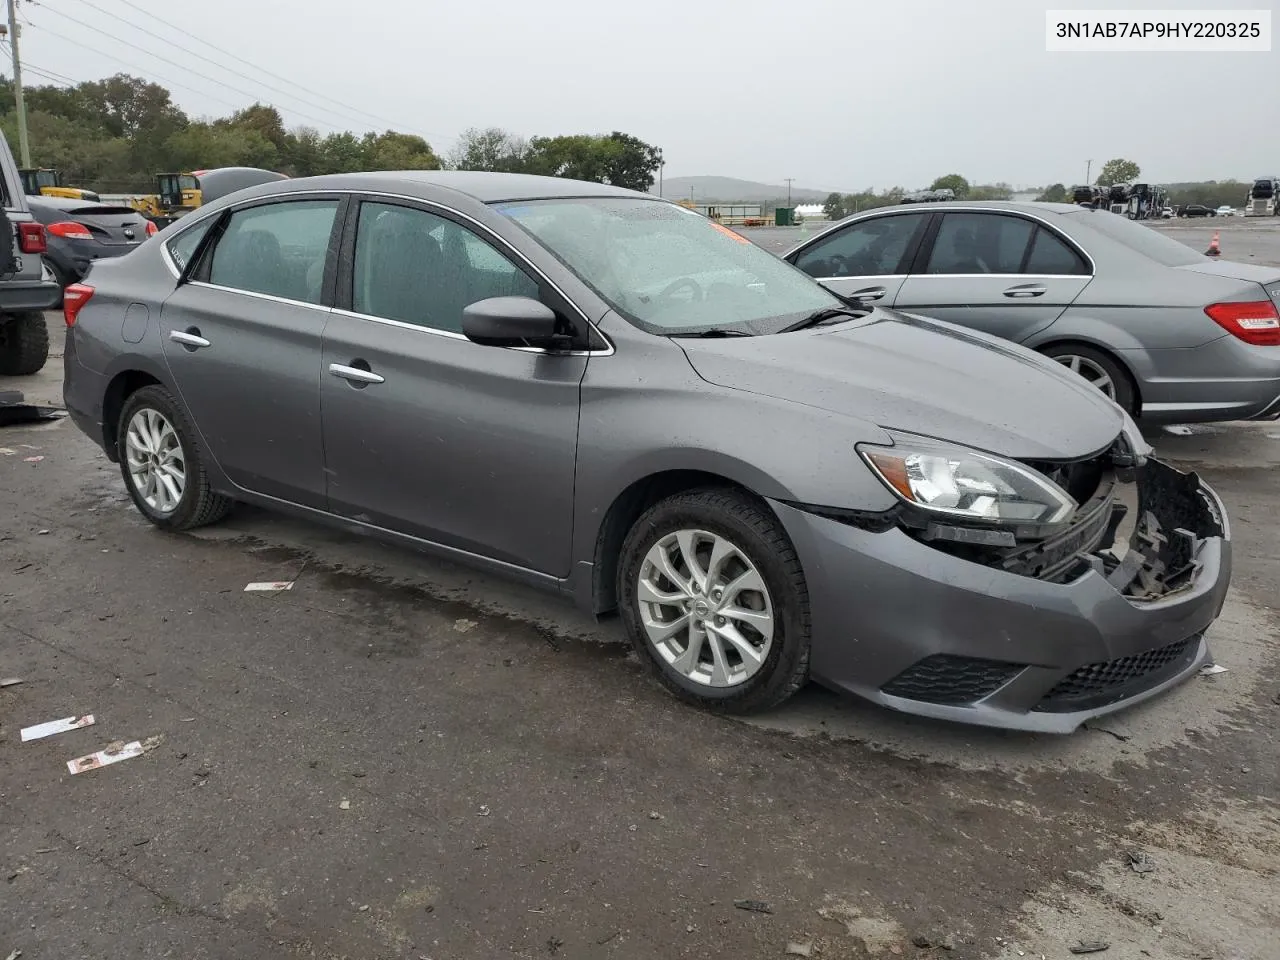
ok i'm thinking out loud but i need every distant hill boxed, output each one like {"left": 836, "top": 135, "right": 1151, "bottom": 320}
{"left": 651, "top": 175, "right": 835, "bottom": 204}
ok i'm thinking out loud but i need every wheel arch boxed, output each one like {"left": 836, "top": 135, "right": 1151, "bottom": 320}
{"left": 101, "top": 368, "right": 165, "bottom": 462}
{"left": 1030, "top": 336, "right": 1143, "bottom": 414}
{"left": 589, "top": 469, "right": 762, "bottom": 617}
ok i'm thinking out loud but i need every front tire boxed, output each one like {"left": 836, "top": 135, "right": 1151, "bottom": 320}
{"left": 116, "top": 385, "right": 232, "bottom": 531}
{"left": 617, "top": 488, "right": 811, "bottom": 714}
{"left": 0, "top": 312, "right": 50, "bottom": 376}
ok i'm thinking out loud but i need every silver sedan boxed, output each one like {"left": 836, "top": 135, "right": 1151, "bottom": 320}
{"left": 783, "top": 201, "right": 1280, "bottom": 423}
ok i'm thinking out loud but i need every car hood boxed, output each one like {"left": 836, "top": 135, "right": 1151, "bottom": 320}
{"left": 678, "top": 309, "right": 1125, "bottom": 460}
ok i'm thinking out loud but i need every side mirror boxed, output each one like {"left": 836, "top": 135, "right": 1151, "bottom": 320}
{"left": 462, "top": 296, "right": 558, "bottom": 348}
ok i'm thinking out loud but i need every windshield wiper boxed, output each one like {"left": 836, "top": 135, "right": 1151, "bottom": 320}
{"left": 669, "top": 328, "right": 755, "bottom": 338}
{"left": 777, "top": 306, "right": 869, "bottom": 333}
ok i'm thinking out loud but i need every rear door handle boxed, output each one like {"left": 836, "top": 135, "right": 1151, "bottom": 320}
{"left": 1003, "top": 283, "right": 1047, "bottom": 298}
{"left": 328, "top": 362, "right": 385, "bottom": 385}
{"left": 168, "top": 329, "right": 210, "bottom": 348}
{"left": 848, "top": 286, "right": 887, "bottom": 302}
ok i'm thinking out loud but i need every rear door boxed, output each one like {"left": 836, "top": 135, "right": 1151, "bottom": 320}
{"left": 894, "top": 211, "right": 1093, "bottom": 343}
{"left": 787, "top": 211, "right": 931, "bottom": 306}
{"left": 158, "top": 195, "right": 344, "bottom": 508}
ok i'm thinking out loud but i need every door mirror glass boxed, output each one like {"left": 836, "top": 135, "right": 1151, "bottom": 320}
{"left": 462, "top": 296, "right": 559, "bottom": 347}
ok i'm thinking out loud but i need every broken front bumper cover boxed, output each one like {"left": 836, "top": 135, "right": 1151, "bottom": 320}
{"left": 774, "top": 458, "right": 1233, "bottom": 734}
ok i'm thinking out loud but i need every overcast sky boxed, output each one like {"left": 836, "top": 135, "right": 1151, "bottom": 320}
{"left": 15, "top": 0, "right": 1278, "bottom": 191}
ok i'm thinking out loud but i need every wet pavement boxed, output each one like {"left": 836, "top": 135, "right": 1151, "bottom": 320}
{"left": 2, "top": 224, "right": 1278, "bottom": 959}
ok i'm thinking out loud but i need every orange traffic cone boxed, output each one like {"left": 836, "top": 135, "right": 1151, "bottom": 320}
{"left": 1205, "top": 231, "right": 1221, "bottom": 257}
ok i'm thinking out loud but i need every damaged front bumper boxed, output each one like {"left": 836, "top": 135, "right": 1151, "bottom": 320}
{"left": 773, "top": 455, "right": 1233, "bottom": 733}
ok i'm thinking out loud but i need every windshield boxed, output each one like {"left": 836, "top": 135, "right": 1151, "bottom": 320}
{"left": 180, "top": 175, "right": 199, "bottom": 191}
{"left": 1062, "top": 207, "right": 1202, "bottom": 267}
{"left": 494, "top": 197, "right": 840, "bottom": 335}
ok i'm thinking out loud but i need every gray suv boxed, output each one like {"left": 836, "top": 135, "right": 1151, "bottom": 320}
{"left": 0, "top": 133, "right": 63, "bottom": 375}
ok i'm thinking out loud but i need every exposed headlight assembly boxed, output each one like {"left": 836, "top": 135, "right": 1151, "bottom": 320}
{"left": 859, "top": 436, "right": 1077, "bottom": 528}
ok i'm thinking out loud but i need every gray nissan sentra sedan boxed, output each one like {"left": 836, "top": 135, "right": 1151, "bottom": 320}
{"left": 61, "top": 172, "right": 1232, "bottom": 733}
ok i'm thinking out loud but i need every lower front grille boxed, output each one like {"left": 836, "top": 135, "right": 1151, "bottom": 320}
{"left": 881, "top": 655, "right": 1026, "bottom": 706}
{"left": 1033, "top": 636, "right": 1201, "bottom": 713}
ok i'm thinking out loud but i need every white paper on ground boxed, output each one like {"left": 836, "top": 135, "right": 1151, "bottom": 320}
{"left": 21, "top": 715, "right": 95, "bottom": 742}
{"left": 244, "top": 581, "right": 294, "bottom": 592}
{"left": 67, "top": 740, "right": 145, "bottom": 774}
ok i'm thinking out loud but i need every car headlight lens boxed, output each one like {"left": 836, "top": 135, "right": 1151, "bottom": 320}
{"left": 859, "top": 438, "right": 1076, "bottom": 526}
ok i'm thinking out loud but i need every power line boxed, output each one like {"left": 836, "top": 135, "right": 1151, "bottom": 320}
{"left": 27, "top": 2, "right": 352, "bottom": 131}
{"left": 70, "top": 0, "right": 439, "bottom": 140}
{"left": 101, "top": 0, "right": 439, "bottom": 138}
{"left": 23, "top": 20, "right": 255, "bottom": 114}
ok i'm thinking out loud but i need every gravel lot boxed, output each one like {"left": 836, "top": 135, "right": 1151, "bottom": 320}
{"left": 2, "top": 220, "right": 1278, "bottom": 959}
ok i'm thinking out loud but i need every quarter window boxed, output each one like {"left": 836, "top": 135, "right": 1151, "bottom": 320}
{"left": 793, "top": 214, "right": 926, "bottom": 278}
{"left": 925, "top": 213, "right": 1035, "bottom": 275}
{"left": 352, "top": 202, "right": 539, "bottom": 334}
{"left": 207, "top": 200, "right": 340, "bottom": 304}
{"left": 166, "top": 217, "right": 216, "bottom": 272}
{"left": 1023, "top": 226, "right": 1089, "bottom": 275}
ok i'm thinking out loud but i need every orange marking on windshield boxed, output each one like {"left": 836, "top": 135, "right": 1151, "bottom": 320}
{"left": 710, "top": 222, "right": 750, "bottom": 244}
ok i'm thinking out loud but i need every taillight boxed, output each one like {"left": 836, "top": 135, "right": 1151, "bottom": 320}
{"left": 1204, "top": 300, "right": 1280, "bottom": 346}
{"left": 145, "top": 220, "right": 158, "bottom": 236}
{"left": 18, "top": 221, "right": 47, "bottom": 254}
{"left": 46, "top": 221, "right": 94, "bottom": 241}
{"left": 63, "top": 283, "right": 94, "bottom": 327}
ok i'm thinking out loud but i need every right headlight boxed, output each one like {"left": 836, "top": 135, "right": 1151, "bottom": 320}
{"left": 859, "top": 436, "right": 1077, "bottom": 527}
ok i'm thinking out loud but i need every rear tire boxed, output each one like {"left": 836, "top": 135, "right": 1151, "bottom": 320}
{"left": 1042, "top": 343, "right": 1137, "bottom": 416}
{"left": 617, "top": 487, "right": 811, "bottom": 714}
{"left": 117, "top": 385, "right": 232, "bottom": 531}
{"left": 0, "top": 311, "right": 50, "bottom": 376}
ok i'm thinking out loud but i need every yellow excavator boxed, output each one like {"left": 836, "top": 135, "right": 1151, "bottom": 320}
{"left": 19, "top": 168, "right": 101, "bottom": 202}
{"left": 125, "top": 167, "right": 288, "bottom": 226}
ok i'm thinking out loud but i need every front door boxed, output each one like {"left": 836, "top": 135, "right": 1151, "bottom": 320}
{"left": 320, "top": 199, "right": 586, "bottom": 576}
{"left": 788, "top": 211, "right": 931, "bottom": 306}
{"left": 159, "top": 197, "right": 342, "bottom": 507}
{"left": 893, "top": 211, "right": 1093, "bottom": 343}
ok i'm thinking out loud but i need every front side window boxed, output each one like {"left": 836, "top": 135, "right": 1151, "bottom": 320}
{"left": 496, "top": 197, "right": 839, "bottom": 335}
{"left": 207, "top": 200, "right": 339, "bottom": 304}
{"left": 925, "top": 213, "right": 1035, "bottom": 275}
{"left": 793, "top": 214, "right": 927, "bottom": 279}
{"left": 352, "top": 202, "right": 539, "bottom": 333}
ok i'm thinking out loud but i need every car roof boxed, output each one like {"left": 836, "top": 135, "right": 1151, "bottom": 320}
{"left": 27, "top": 195, "right": 114, "bottom": 210}
{"left": 857, "top": 200, "right": 1083, "bottom": 217}
{"left": 254, "top": 170, "right": 652, "bottom": 204}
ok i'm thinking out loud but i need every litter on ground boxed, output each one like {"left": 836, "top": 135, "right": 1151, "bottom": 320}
{"left": 244, "top": 581, "right": 294, "bottom": 592}
{"left": 0, "top": 677, "right": 23, "bottom": 688}
{"left": 20, "top": 715, "right": 96, "bottom": 742}
{"left": 67, "top": 740, "right": 145, "bottom": 775}
{"left": 1200, "top": 663, "right": 1228, "bottom": 676}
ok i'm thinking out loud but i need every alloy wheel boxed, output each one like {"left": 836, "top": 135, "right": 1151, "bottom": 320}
{"left": 636, "top": 528, "right": 775, "bottom": 688}
{"left": 125, "top": 408, "right": 187, "bottom": 515}
{"left": 1053, "top": 353, "right": 1117, "bottom": 400}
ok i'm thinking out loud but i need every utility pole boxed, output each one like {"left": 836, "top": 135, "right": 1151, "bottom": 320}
{"left": 659, "top": 161, "right": 664, "bottom": 198}
{"left": 784, "top": 178, "right": 794, "bottom": 206}
{"left": 1085, "top": 159, "right": 1093, "bottom": 185}
{"left": 5, "top": 0, "right": 30, "bottom": 167}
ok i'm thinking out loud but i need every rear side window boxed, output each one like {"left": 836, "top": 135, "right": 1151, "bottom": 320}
{"left": 207, "top": 200, "right": 340, "bottom": 304}
{"left": 925, "top": 213, "right": 1034, "bottom": 274}
{"left": 1023, "top": 226, "right": 1089, "bottom": 275}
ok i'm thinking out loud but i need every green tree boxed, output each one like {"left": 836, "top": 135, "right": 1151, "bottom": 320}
{"left": 223, "top": 104, "right": 288, "bottom": 152}
{"left": 523, "top": 132, "right": 663, "bottom": 190}
{"left": 361, "top": 130, "right": 441, "bottom": 170}
{"left": 930, "top": 174, "right": 970, "bottom": 198}
{"left": 1036, "top": 183, "right": 1068, "bottom": 202}
{"left": 1096, "top": 158, "right": 1140, "bottom": 186}
{"left": 318, "top": 132, "right": 367, "bottom": 173}
{"left": 822, "top": 191, "right": 848, "bottom": 220}
{"left": 164, "top": 122, "right": 277, "bottom": 171}
{"left": 281, "top": 126, "right": 325, "bottom": 177}
{"left": 968, "top": 182, "right": 1013, "bottom": 201}
{"left": 600, "top": 131, "right": 662, "bottom": 191}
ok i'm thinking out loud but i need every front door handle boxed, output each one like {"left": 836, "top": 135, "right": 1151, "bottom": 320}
{"left": 169, "top": 329, "right": 210, "bottom": 348}
{"left": 848, "top": 286, "right": 887, "bottom": 302}
{"left": 1003, "top": 283, "right": 1047, "bottom": 298}
{"left": 328, "top": 362, "right": 385, "bottom": 385}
